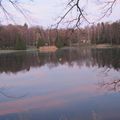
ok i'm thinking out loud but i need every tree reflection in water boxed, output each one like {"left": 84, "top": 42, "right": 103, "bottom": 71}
{"left": 99, "top": 79, "right": 120, "bottom": 92}
{"left": 0, "top": 48, "right": 120, "bottom": 96}
{"left": 0, "top": 87, "right": 28, "bottom": 99}
{"left": 0, "top": 48, "right": 119, "bottom": 74}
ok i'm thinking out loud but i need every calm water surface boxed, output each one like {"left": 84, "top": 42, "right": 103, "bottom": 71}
{"left": 0, "top": 48, "right": 120, "bottom": 120}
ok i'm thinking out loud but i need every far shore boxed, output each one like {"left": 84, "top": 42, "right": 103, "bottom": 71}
{"left": 0, "top": 44, "right": 120, "bottom": 54}
{"left": 39, "top": 46, "right": 58, "bottom": 53}
{"left": 90, "top": 44, "right": 120, "bottom": 49}
{"left": 0, "top": 48, "right": 37, "bottom": 54}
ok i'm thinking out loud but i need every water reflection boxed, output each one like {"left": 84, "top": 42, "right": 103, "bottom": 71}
{"left": 0, "top": 48, "right": 120, "bottom": 74}
{"left": 0, "top": 48, "right": 120, "bottom": 120}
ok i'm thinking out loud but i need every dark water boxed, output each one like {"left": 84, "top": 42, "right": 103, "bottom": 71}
{"left": 0, "top": 48, "right": 120, "bottom": 120}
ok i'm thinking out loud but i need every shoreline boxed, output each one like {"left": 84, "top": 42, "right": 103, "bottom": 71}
{"left": 90, "top": 44, "right": 120, "bottom": 49}
{"left": 0, "top": 49, "right": 37, "bottom": 54}
{"left": 0, "top": 44, "right": 120, "bottom": 54}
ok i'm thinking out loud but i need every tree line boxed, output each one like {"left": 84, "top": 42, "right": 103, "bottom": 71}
{"left": 89, "top": 21, "right": 120, "bottom": 45}
{"left": 0, "top": 20, "right": 120, "bottom": 50}
{"left": 0, "top": 23, "right": 87, "bottom": 49}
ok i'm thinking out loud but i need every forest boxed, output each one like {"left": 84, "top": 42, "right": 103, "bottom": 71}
{"left": 0, "top": 20, "right": 120, "bottom": 50}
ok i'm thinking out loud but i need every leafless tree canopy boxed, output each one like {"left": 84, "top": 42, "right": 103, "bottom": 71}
{"left": 56, "top": 0, "right": 118, "bottom": 28}
{"left": 0, "top": 0, "right": 32, "bottom": 24}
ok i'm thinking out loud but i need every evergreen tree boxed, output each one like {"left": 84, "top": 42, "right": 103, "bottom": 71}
{"left": 14, "top": 35, "right": 26, "bottom": 50}
{"left": 37, "top": 38, "right": 45, "bottom": 48}
{"left": 55, "top": 37, "right": 64, "bottom": 48}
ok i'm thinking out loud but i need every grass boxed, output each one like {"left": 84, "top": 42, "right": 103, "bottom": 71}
{"left": 0, "top": 44, "right": 120, "bottom": 54}
{"left": 90, "top": 44, "right": 120, "bottom": 49}
{"left": 0, "top": 48, "right": 37, "bottom": 54}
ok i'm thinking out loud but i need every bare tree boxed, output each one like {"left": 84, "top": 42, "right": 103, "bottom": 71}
{"left": 56, "top": 0, "right": 118, "bottom": 28}
{"left": 0, "top": 0, "right": 32, "bottom": 24}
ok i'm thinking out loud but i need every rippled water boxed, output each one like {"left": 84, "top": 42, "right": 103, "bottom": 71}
{"left": 0, "top": 48, "right": 120, "bottom": 120}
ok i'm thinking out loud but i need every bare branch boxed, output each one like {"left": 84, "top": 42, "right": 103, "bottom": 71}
{"left": 0, "top": 0, "right": 32, "bottom": 24}
{"left": 56, "top": 0, "right": 118, "bottom": 28}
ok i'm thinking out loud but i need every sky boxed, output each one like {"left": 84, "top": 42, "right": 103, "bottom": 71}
{"left": 0, "top": 0, "right": 120, "bottom": 27}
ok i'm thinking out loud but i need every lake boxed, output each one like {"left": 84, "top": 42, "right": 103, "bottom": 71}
{"left": 0, "top": 48, "right": 120, "bottom": 120}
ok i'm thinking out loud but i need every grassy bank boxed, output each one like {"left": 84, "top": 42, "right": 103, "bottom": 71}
{"left": 90, "top": 44, "right": 120, "bottom": 49}
{"left": 0, "top": 48, "right": 37, "bottom": 54}
{"left": 0, "top": 44, "right": 120, "bottom": 54}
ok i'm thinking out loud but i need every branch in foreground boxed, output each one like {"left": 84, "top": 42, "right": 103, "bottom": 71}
{"left": 56, "top": 0, "right": 118, "bottom": 28}
{"left": 0, "top": 0, "right": 32, "bottom": 24}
